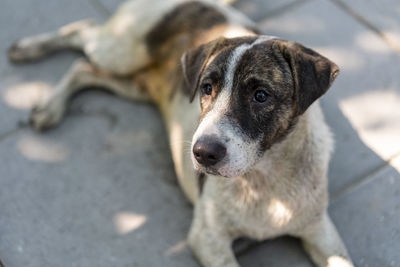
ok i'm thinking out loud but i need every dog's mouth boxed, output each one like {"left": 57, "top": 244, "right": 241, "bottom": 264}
{"left": 203, "top": 166, "right": 226, "bottom": 177}
{"left": 195, "top": 163, "right": 246, "bottom": 179}
{"left": 191, "top": 131, "right": 263, "bottom": 178}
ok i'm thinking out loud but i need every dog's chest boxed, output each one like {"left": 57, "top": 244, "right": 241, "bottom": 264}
{"left": 207, "top": 168, "right": 325, "bottom": 240}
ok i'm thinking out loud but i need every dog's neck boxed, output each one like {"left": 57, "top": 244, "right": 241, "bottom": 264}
{"left": 218, "top": 101, "right": 330, "bottom": 202}
{"left": 247, "top": 110, "right": 310, "bottom": 182}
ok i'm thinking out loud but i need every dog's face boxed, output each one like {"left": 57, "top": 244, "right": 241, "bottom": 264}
{"left": 182, "top": 36, "right": 339, "bottom": 178}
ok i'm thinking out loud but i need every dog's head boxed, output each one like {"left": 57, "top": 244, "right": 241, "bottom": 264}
{"left": 181, "top": 36, "right": 339, "bottom": 178}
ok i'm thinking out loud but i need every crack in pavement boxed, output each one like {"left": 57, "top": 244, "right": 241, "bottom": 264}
{"left": 69, "top": 107, "right": 119, "bottom": 130}
{"left": 331, "top": 0, "right": 400, "bottom": 54}
{"left": 0, "top": 121, "right": 29, "bottom": 143}
{"left": 0, "top": 107, "right": 118, "bottom": 143}
{"left": 331, "top": 152, "right": 400, "bottom": 202}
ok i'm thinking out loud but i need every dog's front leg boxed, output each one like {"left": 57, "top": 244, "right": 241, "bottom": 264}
{"left": 296, "top": 212, "right": 354, "bottom": 267}
{"left": 188, "top": 202, "right": 239, "bottom": 267}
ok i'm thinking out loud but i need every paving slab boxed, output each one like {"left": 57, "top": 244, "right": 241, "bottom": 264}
{"left": 331, "top": 0, "right": 400, "bottom": 52}
{"left": 95, "top": 0, "right": 306, "bottom": 22}
{"left": 238, "top": 237, "right": 313, "bottom": 267}
{"left": 95, "top": 0, "right": 123, "bottom": 14}
{"left": 329, "top": 164, "right": 400, "bottom": 266}
{"left": 0, "top": 92, "right": 197, "bottom": 267}
{"left": 258, "top": 0, "right": 400, "bottom": 194}
{"left": 0, "top": 0, "right": 104, "bottom": 135}
{"left": 232, "top": 0, "right": 305, "bottom": 22}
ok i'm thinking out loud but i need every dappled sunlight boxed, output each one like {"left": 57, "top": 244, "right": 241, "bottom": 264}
{"left": 113, "top": 212, "right": 147, "bottom": 235}
{"left": 223, "top": 25, "right": 257, "bottom": 38}
{"left": 267, "top": 198, "right": 293, "bottom": 228}
{"left": 355, "top": 31, "right": 392, "bottom": 54}
{"left": 383, "top": 30, "right": 400, "bottom": 51}
{"left": 390, "top": 155, "right": 400, "bottom": 173}
{"left": 3, "top": 81, "right": 51, "bottom": 110}
{"left": 327, "top": 255, "right": 353, "bottom": 267}
{"left": 164, "top": 240, "right": 187, "bottom": 256}
{"left": 236, "top": 177, "right": 261, "bottom": 202}
{"left": 17, "top": 135, "right": 69, "bottom": 162}
{"left": 339, "top": 89, "right": 400, "bottom": 159}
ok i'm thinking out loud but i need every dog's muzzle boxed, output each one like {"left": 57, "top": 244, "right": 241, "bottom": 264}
{"left": 192, "top": 135, "right": 227, "bottom": 167}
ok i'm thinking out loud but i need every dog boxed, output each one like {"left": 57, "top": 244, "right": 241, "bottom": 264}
{"left": 8, "top": 0, "right": 354, "bottom": 266}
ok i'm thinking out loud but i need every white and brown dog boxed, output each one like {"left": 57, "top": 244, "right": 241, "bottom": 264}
{"left": 8, "top": 0, "right": 354, "bottom": 266}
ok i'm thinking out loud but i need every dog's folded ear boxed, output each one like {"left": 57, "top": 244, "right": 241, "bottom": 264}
{"left": 273, "top": 40, "right": 339, "bottom": 115}
{"left": 181, "top": 38, "right": 225, "bottom": 102}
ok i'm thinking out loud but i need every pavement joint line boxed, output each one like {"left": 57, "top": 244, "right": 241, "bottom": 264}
{"left": 0, "top": 122, "right": 29, "bottom": 142}
{"left": 330, "top": 152, "right": 400, "bottom": 202}
{"left": 0, "top": 107, "right": 118, "bottom": 143}
{"left": 234, "top": 238, "right": 260, "bottom": 256}
{"left": 87, "top": 0, "right": 111, "bottom": 18}
{"left": 330, "top": 0, "right": 400, "bottom": 54}
{"left": 253, "top": 0, "right": 312, "bottom": 23}
{"left": 69, "top": 107, "right": 119, "bottom": 130}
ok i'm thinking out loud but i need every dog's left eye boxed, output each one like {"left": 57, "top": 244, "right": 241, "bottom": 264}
{"left": 253, "top": 89, "right": 269, "bottom": 103}
{"left": 201, "top": 84, "right": 213, "bottom": 95}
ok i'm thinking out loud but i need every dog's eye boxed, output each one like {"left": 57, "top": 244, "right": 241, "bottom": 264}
{"left": 201, "top": 84, "right": 213, "bottom": 95}
{"left": 254, "top": 89, "right": 269, "bottom": 103}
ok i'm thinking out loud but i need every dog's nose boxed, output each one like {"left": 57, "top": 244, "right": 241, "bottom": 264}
{"left": 193, "top": 137, "right": 227, "bottom": 167}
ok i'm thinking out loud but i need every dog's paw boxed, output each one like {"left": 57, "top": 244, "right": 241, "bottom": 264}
{"left": 8, "top": 39, "right": 47, "bottom": 63}
{"left": 29, "top": 98, "right": 65, "bottom": 131}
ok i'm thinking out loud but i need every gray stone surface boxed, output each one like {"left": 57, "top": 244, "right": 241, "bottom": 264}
{"left": 0, "top": 92, "right": 197, "bottom": 267}
{"left": 95, "top": 0, "right": 307, "bottom": 22}
{"left": 1, "top": 0, "right": 400, "bottom": 267}
{"left": 332, "top": 0, "right": 400, "bottom": 52}
{"left": 238, "top": 237, "right": 313, "bottom": 267}
{"left": 96, "top": 0, "right": 127, "bottom": 14}
{"left": 232, "top": 0, "right": 305, "bottom": 22}
{"left": 329, "top": 164, "right": 400, "bottom": 266}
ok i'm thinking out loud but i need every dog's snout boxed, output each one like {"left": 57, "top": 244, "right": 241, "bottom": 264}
{"left": 193, "top": 137, "right": 226, "bottom": 167}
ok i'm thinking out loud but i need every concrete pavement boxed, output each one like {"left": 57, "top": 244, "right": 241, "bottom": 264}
{"left": 1, "top": 0, "right": 399, "bottom": 266}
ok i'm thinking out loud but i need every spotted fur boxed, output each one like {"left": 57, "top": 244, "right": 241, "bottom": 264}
{"left": 10, "top": 0, "right": 353, "bottom": 266}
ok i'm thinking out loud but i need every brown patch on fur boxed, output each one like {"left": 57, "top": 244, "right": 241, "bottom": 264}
{"left": 271, "top": 40, "right": 339, "bottom": 115}
{"left": 146, "top": 1, "right": 228, "bottom": 59}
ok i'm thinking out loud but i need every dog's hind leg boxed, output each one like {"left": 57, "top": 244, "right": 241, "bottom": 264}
{"left": 30, "top": 58, "right": 151, "bottom": 131}
{"left": 8, "top": 20, "right": 96, "bottom": 63}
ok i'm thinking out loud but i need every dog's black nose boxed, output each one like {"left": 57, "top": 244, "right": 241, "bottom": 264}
{"left": 193, "top": 137, "right": 226, "bottom": 167}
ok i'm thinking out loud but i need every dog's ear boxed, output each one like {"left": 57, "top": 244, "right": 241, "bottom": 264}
{"left": 273, "top": 40, "right": 339, "bottom": 115}
{"left": 181, "top": 38, "right": 225, "bottom": 102}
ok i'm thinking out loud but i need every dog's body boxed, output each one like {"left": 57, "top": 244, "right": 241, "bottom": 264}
{"left": 9, "top": 0, "right": 354, "bottom": 266}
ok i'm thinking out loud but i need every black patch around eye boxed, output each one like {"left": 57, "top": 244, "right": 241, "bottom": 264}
{"left": 201, "top": 83, "right": 212, "bottom": 95}
{"left": 253, "top": 89, "right": 269, "bottom": 103}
